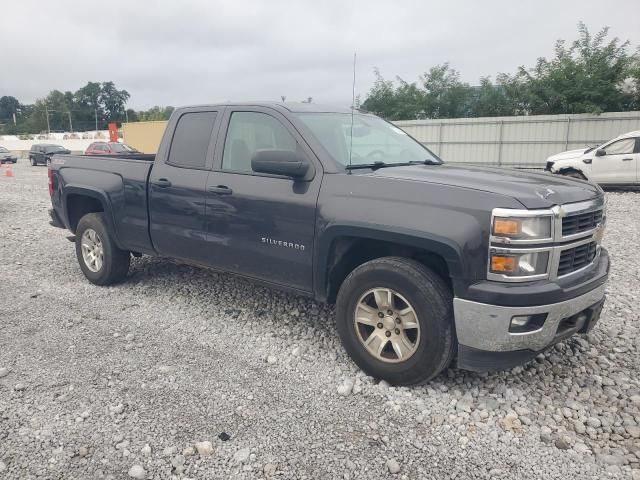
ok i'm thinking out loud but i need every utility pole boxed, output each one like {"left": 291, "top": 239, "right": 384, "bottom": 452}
{"left": 95, "top": 108, "right": 98, "bottom": 132}
{"left": 67, "top": 112, "right": 73, "bottom": 132}
{"left": 45, "top": 104, "right": 51, "bottom": 134}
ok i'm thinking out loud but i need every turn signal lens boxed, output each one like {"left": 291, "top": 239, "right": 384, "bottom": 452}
{"left": 489, "top": 251, "right": 550, "bottom": 277}
{"left": 493, "top": 219, "right": 521, "bottom": 236}
{"left": 490, "top": 255, "right": 517, "bottom": 273}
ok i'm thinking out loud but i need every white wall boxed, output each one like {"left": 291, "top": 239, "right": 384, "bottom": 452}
{"left": 0, "top": 131, "right": 112, "bottom": 157}
{"left": 394, "top": 111, "right": 640, "bottom": 167}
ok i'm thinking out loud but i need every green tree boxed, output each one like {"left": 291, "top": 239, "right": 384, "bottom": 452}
{"left": 100, "top": 81, "right": 130, "bottom": 121}
{"left": 511, "top": 23, "right": 637, "bottom": 114}
{"left": 0, "top": 96, "right": 20, "bottom": 122}
{"left": 362, "top": 23, "right": 639, "bottom": 119}
{"left": 360, "top": 69, "right": 399, "bottom": 117}
{"left": 74, "top": 81, "right": 104, "bottom": 129}
{"left": 470, "top": 77, "right": 515, "bottom": 117}
{"left": 137, "top": 106, "right": 175, "bottom": 121}
{"left": 420, "top": 64, "right": 474, "bottom": 118}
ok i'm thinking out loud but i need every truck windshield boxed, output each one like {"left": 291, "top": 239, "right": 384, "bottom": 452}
{"left": 298, "top": 112, "right": 441, "bottom": 168}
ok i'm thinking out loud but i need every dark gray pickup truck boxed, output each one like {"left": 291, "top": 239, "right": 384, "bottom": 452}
{"left": 48, "top": 102, "right": 609, "bottom": 385}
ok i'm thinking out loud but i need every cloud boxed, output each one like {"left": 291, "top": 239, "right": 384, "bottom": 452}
{"left": 2, "top": 0, "right": 639, "bottom": 109}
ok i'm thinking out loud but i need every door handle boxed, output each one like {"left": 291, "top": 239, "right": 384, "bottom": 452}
{"left": 208, "top": 185, "right": 233, "bottom": 195}
{"left": 622, "top": 158, "right": 633, "bottom": 161}
{"left": 152, "top": 178, "right": 172, "bottom": 188}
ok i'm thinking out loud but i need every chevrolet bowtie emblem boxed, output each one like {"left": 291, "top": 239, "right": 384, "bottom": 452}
{"left": 536, "top": 188, "right": 556, "bottom": 200}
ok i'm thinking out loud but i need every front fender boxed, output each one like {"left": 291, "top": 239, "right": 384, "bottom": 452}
{"left": 551, "top": 159, "right": 592, "bottom": 180}
{"left": 313, "top": 223, "right": 465, "bottom": 301}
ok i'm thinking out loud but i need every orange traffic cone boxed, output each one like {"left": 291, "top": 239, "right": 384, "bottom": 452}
{"left": 4, "top": 162, "right": 13, "bottom": 177}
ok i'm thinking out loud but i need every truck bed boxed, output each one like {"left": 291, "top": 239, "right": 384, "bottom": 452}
{"left": 51, "top": 154, "right": 156, "bottom": 253}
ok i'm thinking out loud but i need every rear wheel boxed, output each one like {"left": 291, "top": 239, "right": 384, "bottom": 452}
{"left": 336, "top": 257, "right": 455, "bottom": 385}
{"left": 75, "top": 213, "right": 130, "bottom": 285}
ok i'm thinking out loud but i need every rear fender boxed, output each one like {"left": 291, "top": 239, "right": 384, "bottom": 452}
{"left": 62, "top": 186, "right": 123, "bottom": 249}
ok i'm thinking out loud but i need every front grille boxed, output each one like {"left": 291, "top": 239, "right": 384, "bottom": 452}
{"left": 562, "top": 209, "right": 603, "bottom": 237}
{"left": 558, "top": 242, "right": 597, "bottom": 276}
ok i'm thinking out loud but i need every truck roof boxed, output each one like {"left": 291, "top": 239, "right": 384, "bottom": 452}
{"left": 178, "top": 102, "right": 358, "bottom": 114}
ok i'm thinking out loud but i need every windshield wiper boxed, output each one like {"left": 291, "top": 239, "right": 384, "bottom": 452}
{"left": 409, "top": 159, "right": 442, "bottom": 165}
{"left": 345, "top": 161, "right": 388, "bottom": 170}
{"left": 346, "top": 160, "right": 440, "bottom": 170}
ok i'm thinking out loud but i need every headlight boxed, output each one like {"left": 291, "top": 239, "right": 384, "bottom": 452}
{"left": 492, "top": 215, "right": 552, "bottom": 242}
{"left": 489, "top": 250, "right": 550, "bottom": 278}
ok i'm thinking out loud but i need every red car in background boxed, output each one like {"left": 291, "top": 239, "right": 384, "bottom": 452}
{"left": 85, "top": 142, "right": 140, "bottom": 155}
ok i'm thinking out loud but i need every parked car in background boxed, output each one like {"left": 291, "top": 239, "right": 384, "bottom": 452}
{"left": 0, "top": 146, "right": 18, "bottom": 164}
{"left": 85, "top": 142, "right": 140, "bottom": 155}
{"left": 546, "top": 130, "right": 640, "bottom": 185}
{"left": 29, "top": 144, "right": 71, "bottom": 166}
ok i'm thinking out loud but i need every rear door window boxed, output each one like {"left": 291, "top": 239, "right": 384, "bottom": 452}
{"left": 167, "top": 112, "right": 217, "bottom": 169}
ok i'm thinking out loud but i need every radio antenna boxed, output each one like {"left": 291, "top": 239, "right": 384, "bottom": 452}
{"left": 348, "top": 52, "right": 356, "bottom": 173}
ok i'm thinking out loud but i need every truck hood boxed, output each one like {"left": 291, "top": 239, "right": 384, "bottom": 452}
{"left": 547, "top": 148, "right": 590, "bottom": 162}
{"left": 369, "top": 164, "right": 601, "bottom": 209}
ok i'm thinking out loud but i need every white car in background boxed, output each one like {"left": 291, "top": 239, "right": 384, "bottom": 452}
{"left": 545, "top": 130, "right": 640, "bottom": 185}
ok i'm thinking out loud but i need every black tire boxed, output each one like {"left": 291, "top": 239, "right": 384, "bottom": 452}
{"left": 336, "top": 257, "right": 455, "bottom": 385}
{"left": 563, "top": 170, "right": 586, "bottom": 180}
{"left": 75, "top": 213, "right": 130, "bottom": 285}
{"left": 30, "top": 157, "right": 36, "bottom": 166}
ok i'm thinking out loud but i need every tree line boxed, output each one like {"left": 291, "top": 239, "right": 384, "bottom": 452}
{"left": 361, "top": 24, "right": 640, "bottom": 120}
{"left": 0, "top": 82, "right": 175, "bottom": 135}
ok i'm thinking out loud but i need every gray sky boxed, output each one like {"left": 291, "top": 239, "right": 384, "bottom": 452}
{"left": 2, "top": 0, "right": 639, "bottom": 109}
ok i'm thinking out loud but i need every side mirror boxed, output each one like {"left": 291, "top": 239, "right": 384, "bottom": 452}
{"left": 251, "top": 149, "right": 310, "bottom": 179}
{"left": 595, "top": 149, "right": 606, "bottom": 157}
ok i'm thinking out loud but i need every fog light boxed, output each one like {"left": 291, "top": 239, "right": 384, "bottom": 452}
{"left": 509, "top": 313, "right": 547, "bottom": 333}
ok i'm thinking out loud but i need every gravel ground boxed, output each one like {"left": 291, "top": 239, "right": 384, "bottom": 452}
{"left": 0, "top": 160, "right": 639, "bottom": 480}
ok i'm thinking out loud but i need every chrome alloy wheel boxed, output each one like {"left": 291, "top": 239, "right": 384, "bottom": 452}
{"left": 353, "top": 288, "right": 421, "bottom": 363}
{"left": 81, "top": 228, "right": 104, "bottom": 272}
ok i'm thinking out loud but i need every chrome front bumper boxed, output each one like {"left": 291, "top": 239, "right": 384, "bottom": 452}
{"left": 453, "top": 283, "right": 606, "bottom": 353}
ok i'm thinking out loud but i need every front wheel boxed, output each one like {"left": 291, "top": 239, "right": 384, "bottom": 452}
{"left": 75, "top": 213, "right": 130, "bottom": 285}
{"left": 30, "top": 157, "right": 36, "bottom": 166}
{"left": 336, "top": 257, "right": 455, "bottom": 385}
